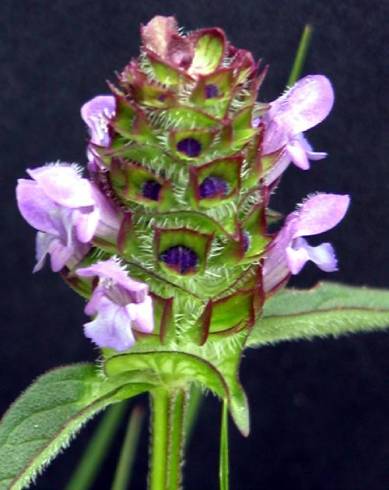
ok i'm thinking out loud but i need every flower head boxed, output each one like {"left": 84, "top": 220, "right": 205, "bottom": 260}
{"left": 17, "top": 15, "right": 349, "bottom": 355}
{"left": 263, "top": 75, "right": 334, "bottom": 184}
{"left": 77, "top": 258, "right": 154, "bottom": 351}
{"left": 263, "top": 193, "right": 350, "bottom": 293}
{"left": 16, "top": 164, "right": 120, "bottom": 272}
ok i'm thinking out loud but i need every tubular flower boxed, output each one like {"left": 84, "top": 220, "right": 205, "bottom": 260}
{"left": 263, "top": 75, "right": 334, "bottom": 184}
{"left": 76, "top": 258, "right": 154, "bottom": 351}
{"left": 17, "top": 15, "right": 348, "bottom": 352}
{"left": 16, "top": 164, "right": 120, "bottom": 272}
{"left": 263, "top": 193, "right": 350, "bottom": 293}
{"left": 81, "top": 95, "right": 116, "bottom": 171}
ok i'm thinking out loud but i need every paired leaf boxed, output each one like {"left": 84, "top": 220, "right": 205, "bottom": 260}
{"left": 0, "top": 364, "right": 152, "bottom": 490}
{"left": 248, "top": 282, "right": 389, "bottom": 348}
{"left": 103, "top": 335, "right": 250, "bottom": 436}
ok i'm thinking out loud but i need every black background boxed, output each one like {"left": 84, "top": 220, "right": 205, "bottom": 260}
{"left": 1, "top": 1, "right": 389, "bottom": 489}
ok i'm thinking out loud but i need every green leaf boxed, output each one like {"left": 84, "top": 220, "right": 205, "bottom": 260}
{"left": 0, "top": 364, "right": 152, "bottom": 490}
{"left": 103, "top": 336, "right": 250, "bottom": 436}
{"left": 247, "top": 282, "right": 389, "bottom": 348}
{"left": 104, "top": 351, "right": 228, "bottom": 398}
{"left": 219, "top": 401, "right": 229, "bottom": 490}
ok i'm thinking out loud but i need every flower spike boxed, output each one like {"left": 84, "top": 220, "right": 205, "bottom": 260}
{"left": 17, "top": 15, "right": 348, "bottom": 363}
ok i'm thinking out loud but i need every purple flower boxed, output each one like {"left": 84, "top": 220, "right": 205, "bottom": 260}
{"left": 263, "top": 75, "right": 334, "bottom": 184}
{"left": 81, "top": 95, "right": 116, "bottom": 171}
{"left": 77, "top": 258, "right": 154, "bottom": 351}
{"left": 16, "top": 164, "right": 120, "bottom": 272}
{"left": 263, "top": 193, "right": 350, "bottom": 293}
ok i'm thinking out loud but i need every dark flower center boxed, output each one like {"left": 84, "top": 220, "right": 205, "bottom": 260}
{"left": 176, "top": 138, "right": 202, "bottom": 158}
{"left": 160, "top": 245, "right": 198, "bottom": 274}
{"left": 199, "top": 176, "right": 229, "bottom": 199}
{"left": 242, "top": 231, "right": 250, "bottom": 252}
{"left": 204, "top": 84, "right": 219, "bottom": 98}
{"left": 142, "top": 180, "right": 161, "bottom": 201}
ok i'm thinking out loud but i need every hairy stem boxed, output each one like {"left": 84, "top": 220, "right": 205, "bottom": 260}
{"left": 185, "top": 384, "right": 203, "bottom": 443}
{"left": 149, "top": 388, "right": 187, "bottom": 490}
{"left": 219, "top": 400, "right": 230, "bottom": 490}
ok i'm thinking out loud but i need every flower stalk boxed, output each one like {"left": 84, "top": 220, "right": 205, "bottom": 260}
{"left": 287, "top": 24, "right": 313, "bottom": 87}
{"left": 149, "top": 388, "right": 188, "bottom": 490}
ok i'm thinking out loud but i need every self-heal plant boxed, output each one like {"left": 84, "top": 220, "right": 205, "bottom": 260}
{"left": 2, "top": 15, "right": 389, "bottom": 490}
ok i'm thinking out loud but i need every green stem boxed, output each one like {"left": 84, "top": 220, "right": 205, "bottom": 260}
{"left": 287, "top": 24, "right": 313, "bottom": 87}
{"left": 184, "top": 384, "right": 203, "bottom": 444}
{"left": 219, "top": 401, "right": 230, "bottom": 490}
{"left": 111, "top": 405, "right": 145, "bottom": 490}
{"left": 149, "top": 389, "right": 169, "bottom": 490}
{"left": 149, "top": 388, "right": 187, "bottom": 490}
{"left": 65, "top": 402, "right": 127, "bottom": 490}
{"left": 166, "top": 390, "right": 186, "bottom": 489}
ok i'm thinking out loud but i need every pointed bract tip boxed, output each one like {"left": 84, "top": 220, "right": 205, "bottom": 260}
{"left": 141, "top": 15, "right": 179, "bottom": 58}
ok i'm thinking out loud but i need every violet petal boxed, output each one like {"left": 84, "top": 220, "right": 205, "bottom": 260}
{"left": 27, "top": 165, "right": 95, "bottom": 208}
{"left": 287, "top": 237, "right": 338, "bottom": 274}
{"left": 81, "top": 95, "right": 116, "bottom": 147}
{"left": 84, "top": 298, "right": 136, "bottom": 352}
{"left": 269, "top": 75, "right": 334, "bottom": 135}
{"left": 294, "top": 194, "right": 350, "bottom": 238}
